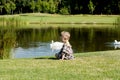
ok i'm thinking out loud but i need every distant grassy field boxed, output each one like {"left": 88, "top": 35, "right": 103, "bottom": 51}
{"left": 0, "top": 50, "right": 120, "bottom": 80}
{"left": 0, "top": 13, "right": 119, "bottom": 25}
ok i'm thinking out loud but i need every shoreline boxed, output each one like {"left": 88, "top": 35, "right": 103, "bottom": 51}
{"left": 0, "top": 13, "right": 119, "bottom": 26}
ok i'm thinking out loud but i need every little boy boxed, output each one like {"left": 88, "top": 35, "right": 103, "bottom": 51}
{"left": 55, "top": 31, "right": 74, "bottom": 60}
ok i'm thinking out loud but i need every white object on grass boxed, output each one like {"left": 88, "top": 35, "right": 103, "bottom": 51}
{"left": 50, "top": 40, "right": 64, "bottom": 51}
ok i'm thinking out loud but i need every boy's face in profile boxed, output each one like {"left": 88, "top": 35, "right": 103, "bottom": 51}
{"left": 61, "top": 36, "right": 68, "bottom": 43}
{"left": 60, "top": 31, "right": 70, "bottom": 43}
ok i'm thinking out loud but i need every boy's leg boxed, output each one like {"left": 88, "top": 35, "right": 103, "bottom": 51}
{"left": 55, "top": 53, "right": 62, "bottom": 59}
{"left": 61, "top": 53, "right": 65, "bottom": 60}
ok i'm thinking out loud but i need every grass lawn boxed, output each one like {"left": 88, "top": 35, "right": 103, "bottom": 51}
{"left": 0, "top": 50, "right": 120, "bottom": 80}
{"left": 0, "top": 13, "right": 119, "bottom": 25}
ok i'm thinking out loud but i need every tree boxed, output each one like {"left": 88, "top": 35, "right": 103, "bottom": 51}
{"left": 0, "top": 6, "right": 3, "bottom": 14}
{"left": 4, "top": 1, "right": 16, "bottom": 14}
{"left": 4, "top": 3, "right": 11, "bottom": 14}
{"left": 42, "top": 1, "right": 49, "bottom": 13}
{"left": 88, "top": 0, "right": 95, "bottom": 14}
{"left": 10, "top": 1, "right": 16, "bottom": 14}
{"left": 0, "top": 0, "right": 120, "bottom": 15}
{"left": 118, "top": 1, "right": 120, "bottom": 13}
{"left": 29, "top": 0, "right": 36, "bottom": 13}
{"left": 49, "top": 0, "right": 56, "bottom": 13}
{"left": 36, "top": 0, "right": 42, "bottom": 12}
{"left": 59, "top": 7, "right": 69, "bottom": 14}
{"left": 0, "top": 0, "right": 7, "bottom": 5}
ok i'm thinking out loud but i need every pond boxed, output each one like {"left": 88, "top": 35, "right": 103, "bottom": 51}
{"left": 0, "top": 25, "right": 120, "bottom": 59}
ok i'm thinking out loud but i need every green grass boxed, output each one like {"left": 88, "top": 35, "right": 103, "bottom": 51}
{"left": 0, "top": 13, "right": 119, "bottom": 25}
{"left": 0, "top": 50, "right": 120, "bottom": 80}
{"left": 0, "top": 16, "right": 26, "bottom": 27}
{"left": 19, "top": 13, "right": 118, "bottom": 24}
{"left": 0, "top": 13, "right": 119, "bottom": 28}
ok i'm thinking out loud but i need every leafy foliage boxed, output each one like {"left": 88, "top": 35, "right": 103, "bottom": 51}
{"left": 88, "top": 0, "right": 95, "bottom": 14}
{"left": 0, "top": 0, "right": 120, "bottom": 14}
{"left": 59, "top": 7, "right": 69, "bottom": 15}
{"left": 29, "top": 0, "right": 36, "bottom": 13}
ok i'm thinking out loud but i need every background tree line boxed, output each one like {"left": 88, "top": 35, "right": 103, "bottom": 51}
{"left": 0, "top": 0, "right": 120, "bottom": 15}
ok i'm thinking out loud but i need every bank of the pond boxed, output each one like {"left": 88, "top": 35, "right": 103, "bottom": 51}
{"left": 0, "top": 13, "right": 119, "bottom": 26}
{"left": 0, "top": 50, "right": 120, "bottom": 80}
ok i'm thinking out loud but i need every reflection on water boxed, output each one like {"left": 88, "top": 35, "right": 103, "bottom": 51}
{"left": 1, "top": 25, "right": 120, "bottom": 59}
{"left": 114, "top": 45, "right": 120, "bottom": 49}
{"left": 13, "top": 42, "right": 52, "bottom": 58}
{"left": 0, "top": 28, "right": 16, "bottom": 59}
{"left": 106, "top": 42, "right": 120, "bottom": 49}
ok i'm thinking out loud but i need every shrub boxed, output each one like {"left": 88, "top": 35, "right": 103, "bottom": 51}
{"left": 59, "top": 7, "right": 69, "bottom": 15}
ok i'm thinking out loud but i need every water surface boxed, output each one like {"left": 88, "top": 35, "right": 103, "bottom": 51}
{"left": 1, "top": 25, "right": 120, "bottom": 59}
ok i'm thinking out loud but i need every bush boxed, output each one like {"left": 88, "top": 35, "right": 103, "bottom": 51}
{"left": 42, "top": 1, "right": 49, "bottom": 13}
{"left": 59, "top": 7, "right": 69, "bottom": 15}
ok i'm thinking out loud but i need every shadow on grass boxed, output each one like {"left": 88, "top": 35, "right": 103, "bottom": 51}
{"left": 34, "top": 57, "right": 58, "bottom": 60}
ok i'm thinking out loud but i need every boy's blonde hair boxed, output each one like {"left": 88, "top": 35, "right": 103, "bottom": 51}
{"left": 61, "top": 31, "right": 70, "bottom": 40}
